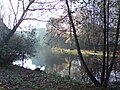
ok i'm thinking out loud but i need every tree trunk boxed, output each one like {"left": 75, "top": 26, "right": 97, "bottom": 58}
{"left": 22, "top": 52, "right": 25, "bottom": 67}
{"left": 101, "top": 0, "right": 107, "bottom": 85}
{"left": 68, "top": 58, "right": 72, "bottom": 77}
{"left": 104, "top": 4, "right": 120, "bottom": 87}
{"left": 65, "top": 0, "right": 101, "bottom": 86}
{"left": 0, "top": 0, "right": 35, "bottom": 46}
{"left": 105, "top": 0, "right": 110, "bottom": 87}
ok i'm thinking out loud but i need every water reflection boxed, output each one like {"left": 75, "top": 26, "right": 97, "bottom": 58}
{"left": 13, "top": 59, "right": 45, "bottom": 70}
{"left": 13, "top": 52, "right": 120, "bottom": 84}
{"left": 44, "top": 53, "right": 120, "bottom": 83}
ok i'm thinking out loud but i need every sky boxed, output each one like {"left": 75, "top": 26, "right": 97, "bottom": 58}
{"left": 1, "top": 0, "right": 63, "bottom": 29}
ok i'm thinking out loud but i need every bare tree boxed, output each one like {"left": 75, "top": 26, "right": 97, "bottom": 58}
{"left": 1, "top": 0, "right": 61, "bottom": 46}
{"left": 65, "top": 0, "right": 101, "bottom": 86}
{"left": 65, "top": 0, "right": 120, "bottom": 87}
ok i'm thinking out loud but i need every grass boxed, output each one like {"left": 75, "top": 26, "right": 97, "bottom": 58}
{"left": 0, "top": 64, "right": 119, "bottom": 90}
{"left": 52, "top": 48, "right": 103, "bottom": 56}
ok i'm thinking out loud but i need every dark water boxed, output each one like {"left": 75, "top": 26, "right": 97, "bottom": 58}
{"left": 13, "top": 53, "right": 120, "bottom": 84}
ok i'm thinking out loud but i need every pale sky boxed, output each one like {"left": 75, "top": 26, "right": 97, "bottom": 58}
{"left": 2, "top": 0, "right": 46, "bottom": 29}
{"left": 1, "top": 0, "right": 63, "bottom": 30}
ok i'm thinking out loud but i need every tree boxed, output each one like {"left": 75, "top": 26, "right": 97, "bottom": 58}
{"left": 0, "top": 0, "right": 61, "bottom": 65}
{"left": 1, "top": 0, "right": 60, "bottom": 45}
{"left": 65, "top": 0, "right": 101, "bottom": 86}
{"left": 1, "top": 0, "right": 35, "bottom": 45}
{"left": 65, "top": 0, "right": 120, "bottom": 87}
{"left": 45, "top": 0, "right": 120, "bottom": 87}
{"left": 45, "top": 17, "right": 75, "bottom": 49}
{"left": 105, "top": 0, "right": 120, "bottom": 86}
{"left": 0, "top": 29, "right": 38, "bottom": 65}
{"left": 45, "top": 0, "right": 105, "bottom": 51}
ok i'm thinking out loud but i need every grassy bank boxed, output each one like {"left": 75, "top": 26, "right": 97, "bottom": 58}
{"left": 52, "top": 48, "right": 103, "bottom": 56}
{"left": 0, "top": 65, "right": 113, "bottom": 90}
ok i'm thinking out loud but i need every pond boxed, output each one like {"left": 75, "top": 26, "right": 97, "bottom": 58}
{"left": 13, "top": 51, "right": 120, "bottom": 84}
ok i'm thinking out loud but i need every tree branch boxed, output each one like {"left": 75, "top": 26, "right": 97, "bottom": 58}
{"left": 1, "top": 0, "right": 35, "bottom": 46}
{"left": 24, "top": 18, "right": 49, "bottom": 22}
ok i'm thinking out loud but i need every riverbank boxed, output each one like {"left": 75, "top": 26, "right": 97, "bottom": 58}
{"left": 51, "top": 48, "right": 103, "bottom": 56}
{"left": 0, "top": 65, "right": 119, "bottom": 90}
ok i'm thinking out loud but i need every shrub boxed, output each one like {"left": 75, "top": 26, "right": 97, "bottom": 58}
{"left": 0, "top": 45, "right": 18, "bottom": 65}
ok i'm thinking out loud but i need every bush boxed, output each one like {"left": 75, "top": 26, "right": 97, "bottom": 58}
{"left": 0, "top": 30, "right": 37, "bottom": 66}
{"left": 0, "top": 45, "right": 18, "bottom": 66}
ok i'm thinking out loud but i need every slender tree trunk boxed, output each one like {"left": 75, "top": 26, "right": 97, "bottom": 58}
{"left": 104, "top": 0, "right": 110, "bottom": 87}
{"left": 68, "top": 58, "right": 72, "bottom": 77}
{"left": 68, "top": 20, "right": 72, "bottom": 78}
{"left": 22, "top": 52, "right": 25, "bottom": 67}
{"left": 101, "top": 0, "right": 107, "bottom": 85}
{"left": 105, "top": 4, "right": 120, "bottom": 87}
{"left": 65, "top": 0, "right": 101, "bottom": 86}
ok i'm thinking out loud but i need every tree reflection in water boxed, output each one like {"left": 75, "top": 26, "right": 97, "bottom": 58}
{"left": 13, "top": 53, "right": 120, "bottom": 84}
{"left": 45, "top": 53, "right": 120, "bottom": 84}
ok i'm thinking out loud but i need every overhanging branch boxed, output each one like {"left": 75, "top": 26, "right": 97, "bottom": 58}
{"left": 24, "top": 18, "right": 49, "bottom": 22}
